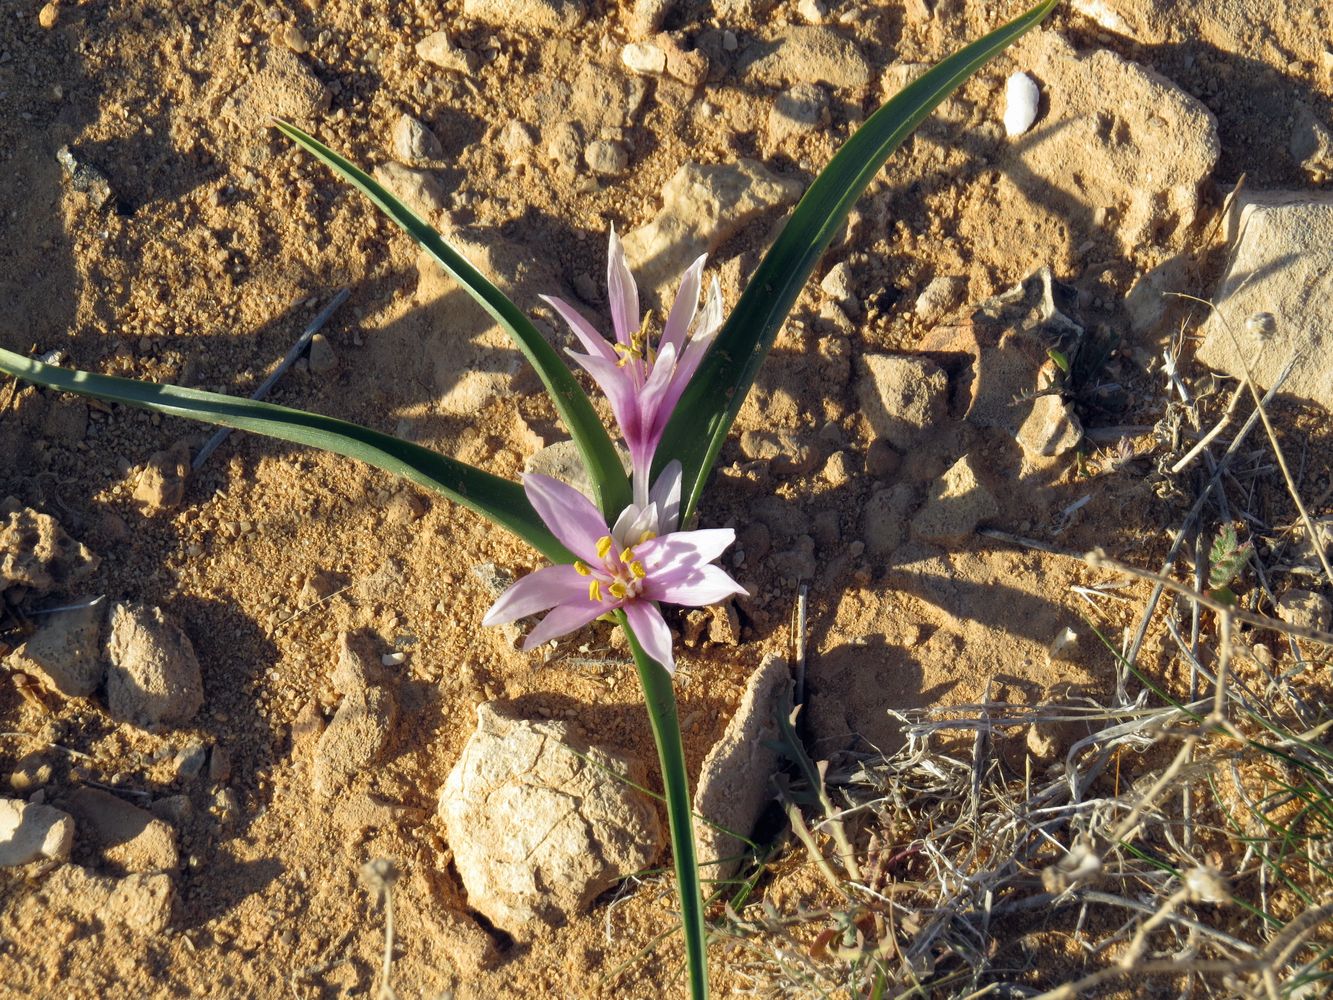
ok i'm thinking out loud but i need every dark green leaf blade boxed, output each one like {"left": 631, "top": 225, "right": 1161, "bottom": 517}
{"left": 656, "top": 0, "right": 1060, "bottom": 518}
{"left": 0, "top": 348, "right": 571, "bottom": 563}
{"left": 273, "top": 120, "right": 632, "bottom": 519}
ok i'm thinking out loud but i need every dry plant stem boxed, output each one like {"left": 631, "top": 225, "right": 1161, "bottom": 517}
{"left": 1032, "top": 958, "right": 1277, "bottom": 1000}
{"left": 1118, "top": 886, "right": 1189, "bottom": 969}
{"left": 1172, "top": 291, "right": 1333, "bottom": 588}
{"left": 1170, "top": 382, "right": 1245, "bottom": 474}
{"left": 378, "top": 883, "right": 396, "bottom": 1000}
{"left": 1089, "top": 550, "right": 1333, "bottom": 648}
{"left": 785, "top": 801, "right": 850, "bottom": 897}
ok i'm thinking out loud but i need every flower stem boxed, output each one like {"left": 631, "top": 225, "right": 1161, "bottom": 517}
{"left": 619, "top": 612, "right": 709, "bottom": 999}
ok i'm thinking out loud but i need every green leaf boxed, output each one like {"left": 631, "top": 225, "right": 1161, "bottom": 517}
{"left": 273, "top": 121, "right": 632, "bottom": 519}
{"left": 619, "top": 613, "right": 709, "bottom": 1000}
{"left": 655, "top": 0, "right": 1060, "bottom": 519}
{"left": 1208, "top": 524, "right": 1252, "bottom": 591}
{"left": 0, "top": 348, "right": 571, "bottom": 563}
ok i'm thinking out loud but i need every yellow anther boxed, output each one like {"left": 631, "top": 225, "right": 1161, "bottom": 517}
{"left": 638, "top": 529, "right": 657, "bottom": 544}
{"left": 621, "top": 545, "right": 636, "bottom": 563}
{"left": 630, "top": 561, "right": 647, "bottom": 579}
{"left": 609, "top": 581, "right": 628, "bottom": 599}
{"left": 588, "top": 579, "right": 602, "bottom": 602}
{"left": 573, "top": 561, "right": 591, "bottom": 576}
{"left": 596, "top": 535, "right": 614, "bottom": 559}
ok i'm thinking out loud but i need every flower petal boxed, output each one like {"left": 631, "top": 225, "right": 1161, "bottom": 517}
{"left": 522, "top": 599, "right": 609, "bottom": 651}
{"left": 646, "top": 563, "right": 747, "bottom": 607}
{"left": 658, "top": 253, "right": 706, "bottom": 356}
{"left": 606, "top": 228, "right": 640, "bottom": 347}
{"left": 639, "top": 528, "right": 737, "bottom": 574}
{"left": 523, "top": 473, "right": 611, "bottom": 565}
{"left": 623, "top": 600, "right": 675, "bottom": 673}
{"left": 482, "top": 564, "right": 591, "bottom": 625}
{"left": 542, "top": 294, "right": 615, "bottom": 361}
{"left": 649, "top": 461, "right": 682, "bottom": 534}
{"left": 570, "top": 351, "right": 643, "bottom": 446}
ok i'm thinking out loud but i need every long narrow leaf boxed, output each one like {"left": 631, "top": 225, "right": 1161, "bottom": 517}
{"left": 274, "top": 121, "right": 632, "bottom": 519}
{"left": 0, "top": 348, "right": 571, "bottom": 562}
{"left": 655, "top": 0, "right": 1060, "bottom": 518}
{"left": 619, "top": 612, "right": 709, "bottom": 1000}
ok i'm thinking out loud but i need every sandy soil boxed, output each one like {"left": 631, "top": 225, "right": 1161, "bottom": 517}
{"left": 1, "top": 1, "right": 1330, "bottom": 997}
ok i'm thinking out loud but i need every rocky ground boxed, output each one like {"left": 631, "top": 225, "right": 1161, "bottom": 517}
{"left": 2, "top": 0, "right": 1331, "bottom": 997}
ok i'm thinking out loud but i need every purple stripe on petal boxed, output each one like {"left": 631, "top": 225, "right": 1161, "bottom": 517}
{"left": 659, "top": 254, "right": 706, "bottom": 355}
{"left": 522, "top": 599, "right": 610, "bottom": 651}
{"left": 523, "top": 473, "right": 612, "bottom": 565}
{"left": 646, "top": 564, "right": 747, "bottom": 607}
{"left": 624, "top": 600, "right": 675, "bottom": 673}
{"left": 482, "top": 564, "right": 594, "bottom": 625}
{"left": 542, "top": 295, "right": 616, "bottom": 361}
{"left": 573, "top": 352, "right": 643, "bottom": 445}
{"left": 606, "top": 228, "right": 640, "bottom": 347}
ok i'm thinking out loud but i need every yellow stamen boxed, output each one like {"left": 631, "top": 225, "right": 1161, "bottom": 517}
{"left": 630, "top": 561, "right": 646, "bottom": 579}
{"left": 596, "top": 535, "right": 614, "bottom": 559}
{"left": 638, "top": 529, "right": 657, "bottom": 544}
{"left": 588, "top": 579, "right": 602, "bottom": 602}
{"left": 573, "top": 561, "right": 591, "bottom": 576}
{"left": 609, "top": 581, "right": 628, "bottom": 599}
{"left": 621, "top": 545, "right": 635, "bottom": 563}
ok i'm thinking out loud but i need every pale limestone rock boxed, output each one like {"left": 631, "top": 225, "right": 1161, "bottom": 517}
{"left": 33, "top": 864, "right": 174, "bottom": 934}
{"left": 854, "top": 355, "right": 947, "bottom": 452}
{"left": 1195, "top": 192, "right": 1333, "bottom": 411}
{"left": 104, "top": 602, "right": 203, "bottom": 727}
{"left": 57, "top": 787, "right": 179, "bottom": 874}
{"left": 372, "top": 162, "right": 447, "bottom": 220}
{"left": 463, "top": 0, "right": 584, "bottom": 30}
{"left": 6, "top": 600, "right": 104, "bottom": 697}
{"left": 740, "top": 26, "right": 871, "bottom": 90}
{"left": 1017, "top": 394, "right": 1083, "bottom": 457}
{"left": 133, "top": 442, "right": 190, "bottom": 512}
{"left": 392, "top": 113, "right": 443, "bottom": 162}
{"left": 0, "top": 500, "right": 99, "bottom": 596}
{"left": 438, "top": 703, "right": 663, "bottom": 935}
{"left": 0, "top": 798, "right": 74, "bottom": 866}
{"left": 313, "top": 636, "right": 396, "bottom": 797}
{"left": 911, "top": 454, "right": 998, "bottom": 545}
{"left": 622, "top": 159, "right": 802, "bottom": 304}
{"left": 415, "top": 31, "right": 479, "bottom": 75}
{"left": 695, "top": 655, "right": 792, "bottom": 880}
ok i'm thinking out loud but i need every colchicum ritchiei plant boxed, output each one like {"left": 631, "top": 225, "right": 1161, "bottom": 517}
{"left": 0, "top": 4, "right": 1057, "bottom": 995}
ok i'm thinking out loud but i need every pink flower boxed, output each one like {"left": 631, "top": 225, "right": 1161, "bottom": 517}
{"left": 482, "top": 467, "right": 745, "bottom": 673}
{"left": 541, "top": 228, "right": 723, "bottom": 507}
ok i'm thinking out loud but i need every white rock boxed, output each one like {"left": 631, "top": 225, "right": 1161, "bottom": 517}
{"left": 1017, "top": 394, "right": 1083, "bottom": 458}
{"left": 1195, "top": 192, "right": 1333, "bottom": 411}
{"left": 104, "top": 602, "right": 204, "bottom": 727}
{"left": 312, "top": 636, "right": 397, "bottom": 797}
{"left": 57, "top": 786, "right": 179, "bottom": 874}
{"left": 766, "top": 83, "right": 829, "bottom": 150}
{"left": 621, "top": 41, "right": 667, "bottom": 75}
{"left": 524, "top": 440, "right": 629, "bottom": 503}
{"left": 796, "top": 0, "right": 825, "bottom": 23}
{"left": 371, "top": 162, "right": 447, "bottom": 220}
{"left": 914, "top": 275, "right": 967, "bottom": 322}
{"left": 911, "top": 454, "right": 998, "bottom": 545}
{"left": 438, "top": 703, "right": 663, "bottom": 935}
{"left": 695, "top": 655, "right": 793, "bottom": 880}
{"left": 584, "top": 139, "right": 629, "bottom": 176}
{"left": 0, "top": 500, "right": 99, "bottom": 597}
{"left": 741, "top": 26, "right": 871, "bottom": 90}
{"left": 392, "top": 113, "right": 443, "bottom": 162}
{"left": 1002, "top": 71, "right": 1040, "bottom": 137}
{"left": 0, "top": 797, "right": 74, "bottom": 866}
{"left": 415, "top": 30, "right": 479, "bottom": 75}
{"left": 5, "top": 599, "right": 105, "bottom": 697}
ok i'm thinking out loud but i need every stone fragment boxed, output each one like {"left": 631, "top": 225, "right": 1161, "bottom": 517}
{"left": 1291, "top": 103, "right": 1333, "bottom": 183}
{"left": 1195, "top": 192, "right": 1333, "bottom": 411}
{"left": 6, "top": 599, "right": 105, "bottom": 697}
{"left": 33, "top": 864, "right": 173, "bottom": 934}
{"left": 568, "top": 64, "right": 649, "bottom": 133}
{"left": 1002, "top": 71, "right": 1040, "bottom": 137}
{"left": 9, "top": 753, "right": 53, "bottom": 794}
{"left": 524, "top": 440, "right": 629, "bottom": 503}
{"left": 463, "top": 0, "right": 586, "bottom": 30}
{"left": 989, "top": 32, "right": 1218, "bottom": 250}
{"left": 313, "top": 635, "right": 396, "bottom": 797}
{"left": 38, "top": 2, "right": 58, "bottom": 29}
{"left": 438, "top": 703, "right": 663, "bottom": 935}
{"left": 1017, "top": 394, "right": 1082, "bottom": 457}
{"left": 695, "top": 655, "right": 792, "bottom": 880}
{"left": 544, "top": 121, "right": 582, "bottom": 173}
{"left": 766, "top": 83, "right": 829, "bottom": 149}
{"left": 622, "top": 159, "right": 802, "bottom": 302}
{"left": 0, "top": 798, "right": 74, "bottom": 866}
{"left": 415, "top": 31, "right": 479, "bottom": 75}
{"left": 819, "top": 261, "right": 859, "bottom": 317}
{"left": 584, "top": 140, "right": 629, "bottom": 177}
{"left": 797, "top": 0, "right": 826, "bottom": 23}
{"left": 281, "top": 23, "right": 310, "bottom": 54}
{"left": 0, "top": 501, "right": 99, "bottom": 596}
{"left": 306, "top": 333, "right": 337, "bottom": 374}
{"left": 771, "top": 535, "right": 817, "bottom": 581}
{"left": 741, "top": 26, "right": 871, "bottom": 90}
{"left": 1276, "top": 590, "right": 1332, "bottom": 634}
{"left": 915, "top": 275, "right": 967, "bottom": 323}
{"left": 55, "top": 145, "right": 114, "bottom": 208}
{"left": 911, "top": 454, "right": 997, "bottom": 545}
{"left": 104, "top": 602, "right": 204, "bottom": 727}
{"left": 855, "top": 355, "right": 947, "bottom": 451}
{"left": 133, "top": 442, "right": 190, "bottom": 512}
{"left": 58, "top": 787, "right": 179, "bottom": 874}
{"left": 372, "top": 163, "right": 446, "bottom": 220}
{"left": 220, "top": 44, "right": 330, "bottom": 126}
{"left": 657, "top": 33, "right": 709, "bottom": 89}
{"left": 622, "top": 41, "right": 667, "bottom": 75}
{"left": 499, "top": 120, "right": 537, "bottom": 156}
{"left": 628, "top": 0, "right": 674, "bottom": 39}
{"left": 739, "top": 429, "right": 818, "bottom": 476}
{"left": 860, "top": 484, "right": 916, "bottom": 558}
{"left": 392, "top": 113, "right": 444, "bottom": 162}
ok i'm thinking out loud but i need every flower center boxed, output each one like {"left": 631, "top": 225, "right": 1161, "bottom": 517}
{"left": 575, "top": 534, "right": 648, "bottom": 604}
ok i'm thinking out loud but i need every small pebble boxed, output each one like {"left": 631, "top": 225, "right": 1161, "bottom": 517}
{"left": 282, "top": 23, "right": 310, "bottom": 54}
{"left": 38, "top": 2, "right": 59, "bottom": 29}
{"left": 584, "top": 140, "right": 629, "bottom": 176}
{"left": 622, "top": 41, "right": 667, "bottom": 75}
{"left": 393, "top": 113, "right": 444, "bottom": 162}
{"left": 1003, "top": 71, "right": 1040, "bottom": 137}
